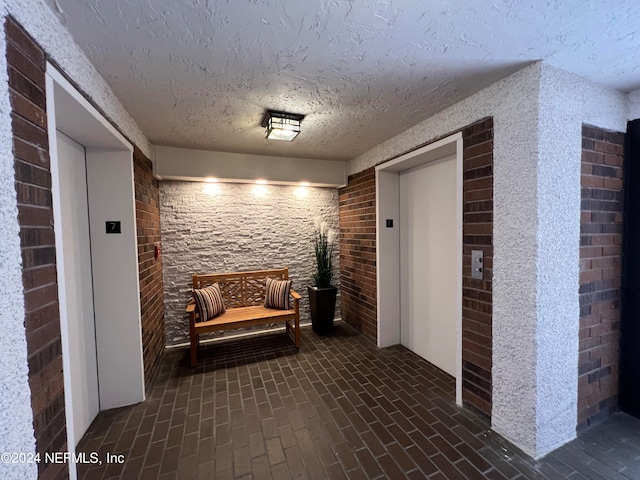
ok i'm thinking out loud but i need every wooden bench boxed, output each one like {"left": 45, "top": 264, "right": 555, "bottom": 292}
{"left": 186, "top": 268, "right": 301, "bottom": 366}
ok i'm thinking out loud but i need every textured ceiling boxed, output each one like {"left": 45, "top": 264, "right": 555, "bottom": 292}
{"left": 45, "top": 0, "right": 640, "bottom": 161}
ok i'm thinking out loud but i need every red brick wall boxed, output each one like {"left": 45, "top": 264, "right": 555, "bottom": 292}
{"left": 7, "top": 17, "right": 166, "bottom": 477}
{"left": 134, "top": 147, "right": 165, "bottom": 389}
{"left": 338, "top": 168, "right": 377, "bottom": 339}
{"left": 578, "top": 124, "right": 624, "bottom": 428}
{"left": 338, "top": 119, "right": 494, "bottom": 417}
{"left": 461, "top": 118, "right": 494, "bottom": 418}
{"left": 7, "top": 17, "right": 68, "bottom": 480}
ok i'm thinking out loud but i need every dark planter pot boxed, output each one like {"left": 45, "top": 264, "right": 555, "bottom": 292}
{"left": 308, "top": 286, "right": 337, "bottom": 335}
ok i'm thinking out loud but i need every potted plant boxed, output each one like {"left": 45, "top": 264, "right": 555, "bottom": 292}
{"left": 308, "top": 217, "right": 337, "bottom": 335}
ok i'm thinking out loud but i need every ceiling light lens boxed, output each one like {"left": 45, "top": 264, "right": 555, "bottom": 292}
{"left": 267, "top": 129, "right": 299, "bottom": 141}
{"left": 256, "top": 179, "right": 267, "bottom": 184}
{"left": 204, "top": 177, "right": 218, "bottom": 183}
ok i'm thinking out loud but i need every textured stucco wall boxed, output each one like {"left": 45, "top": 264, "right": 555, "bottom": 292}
{"left": 160, "top": 181, "right": 340, "bottom": 345}
{"left": 0, "top": 11, "right": 37, "bottom": 479}
{"left": 350, "top": 62, "right": 543, "bottom": 456}
{"left": 629, "top": 88, "right": 640, "bottom": 120}
{"left": 348, "top": 61, "right": 629, "bottom": 457}
{"left": 535, "top": 64, "right": 627, "bottom": 455}
{"left": 5, "top": 0, "right": 150, "bottom": 157}
{"left": 0, "top": 1, "right": 151, "bottom": 476}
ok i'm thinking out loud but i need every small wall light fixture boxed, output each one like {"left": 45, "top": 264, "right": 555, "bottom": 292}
{"left": 262, "top": 110, "right": 304, "bottom": 141}
{"left": 203, "top": 182, "right": 220, "bottom": 195}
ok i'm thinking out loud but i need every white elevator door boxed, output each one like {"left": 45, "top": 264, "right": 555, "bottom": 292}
{"left": 56, "top": 131, "right": 100, "bottom": 444}
{"left": 399, "top": 155, "right": 457, "bottom": 377}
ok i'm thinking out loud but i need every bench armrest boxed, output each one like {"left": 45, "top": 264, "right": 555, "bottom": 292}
{"left": 290, "top": 289, "right": 301, "bottom": 300}
{"left": 187, "top": 301, "right": 199, "bottom": 325}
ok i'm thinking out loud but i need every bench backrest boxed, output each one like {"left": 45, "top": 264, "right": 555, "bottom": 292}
{"left": 193, "top": 268, "right": 289, "bottom": 308}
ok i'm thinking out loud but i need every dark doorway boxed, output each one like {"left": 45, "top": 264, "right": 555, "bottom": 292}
{"left": 621, "top": 119, "right": 640, "bottom": 417}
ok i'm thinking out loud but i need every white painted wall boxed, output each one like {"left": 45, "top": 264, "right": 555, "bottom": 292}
{"left": 400, "top": 156, "right": 457, "bottom": 377}
{"left": 154, "top": 146, "right": 347, "bottom": 187}
{"left": 376, "top": 135, "right": 463, "bottom": 405}
{"left": 160, "top": 181, "right": 340, "bottom": 345}
{"left": 350, "top": 61, "right": 629, "bottom": 458}
{"left": 0, "top": 13, "right": 37, "bottom": 480}
{"left": 86, "top": 150, "right": 145, "bottom": 409}
{"left": 629, "top": 89, "right": 640, "bottom": 120}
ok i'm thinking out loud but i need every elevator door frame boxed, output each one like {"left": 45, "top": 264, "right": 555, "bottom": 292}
{"left": 46, "top": 64, "right": 145, "bottom": 479}
{"left": 376, "top": 132, "right": 463, "bottom": 405}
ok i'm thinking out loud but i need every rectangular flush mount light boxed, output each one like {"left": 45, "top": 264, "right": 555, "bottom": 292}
{"left": 262, "top": 110, "right": 304, "bottom": 141}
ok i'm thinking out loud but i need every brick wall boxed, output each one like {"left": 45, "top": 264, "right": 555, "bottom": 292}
{"left": 134, "top": 148, "right": 165, "bottom": 389}
{"left": 339, "top": 119, "right": 494, "bottom": 417}
{"left": 159, "top": 181, "right": 339, "bottom": 345}
{"left": 461, "top": 118, "right": 494, "bottom": 418}
{"left": 6, "top": 17, "right": 166, "bottom": 477}
{"left": 338, "top": 168, "right": 377, "bottom": 339}
{"left": 7, "top": 17, "right": 68, "bottom": 480}
{"left": 578, "top": 124, "right": 624, "bottom": 428}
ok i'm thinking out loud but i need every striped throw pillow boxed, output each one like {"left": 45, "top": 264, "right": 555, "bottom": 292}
{"left": 193, "top": 283, "right": 226, "bottom": 321}
{"left": 264, "top": 278, "right": 292, "bottom": 310}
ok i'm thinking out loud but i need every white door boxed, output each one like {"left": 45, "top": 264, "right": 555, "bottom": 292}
{"left": 399, "top": 154, "right": 457, "bottom": 376}
{"left": 56, "top": 131, "right": 100, "bottom": 444}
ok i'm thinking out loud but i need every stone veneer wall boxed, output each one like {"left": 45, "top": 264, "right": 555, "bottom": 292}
{"left": 159, "top": 181, "right": 340, "bottom": 345}
{"left": 134, "top": 147, "right": 165, "bottom": 390}
{"left": 578, "top": 124, "right": 624, "bottom": 428}
{"left": 7, "top": 17, "right": 66, "bottom": 480}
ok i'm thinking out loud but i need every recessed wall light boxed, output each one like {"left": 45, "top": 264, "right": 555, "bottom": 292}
{"left": 299, "top": 182, "right": 310, "bottom": 187}
{"left": 256, "top": 179, "right": 267, "bottom": 185}
{"left": 203, "top": 183, "right": 220, "bottom": 195}
{"left": 204, "top": 177, "right": 218, "bottom": 183}
{"left": 254, "top": 185, "right": 268, "bottom": 197}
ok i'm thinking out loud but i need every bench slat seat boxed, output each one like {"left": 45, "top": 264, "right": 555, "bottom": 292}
{"left": 187, "top": 268, "right": 300, "bottom": 366}
{"left": 191, "top": 305, "right": 297, "bottom": 332}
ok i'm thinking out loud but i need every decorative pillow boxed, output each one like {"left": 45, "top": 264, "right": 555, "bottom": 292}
{"left": 264, "top": 278, "right": 292, "bottom": 310}
{"left": 193, "top": 283, "right": 226, "bottom": 321}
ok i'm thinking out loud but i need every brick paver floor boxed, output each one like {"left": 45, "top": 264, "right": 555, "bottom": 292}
{"left": 77, "top": 322, "right": 640, "bottom": 479}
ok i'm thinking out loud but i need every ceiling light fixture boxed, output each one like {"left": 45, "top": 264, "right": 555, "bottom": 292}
{"left": 204, "top": 177, "right": 218, "bottom": 183}
{"left": 262, "top": 110, "right": 304, "bottom": 141}
{"left": 256, "top": 179, "right": 267, "bottom": 184}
